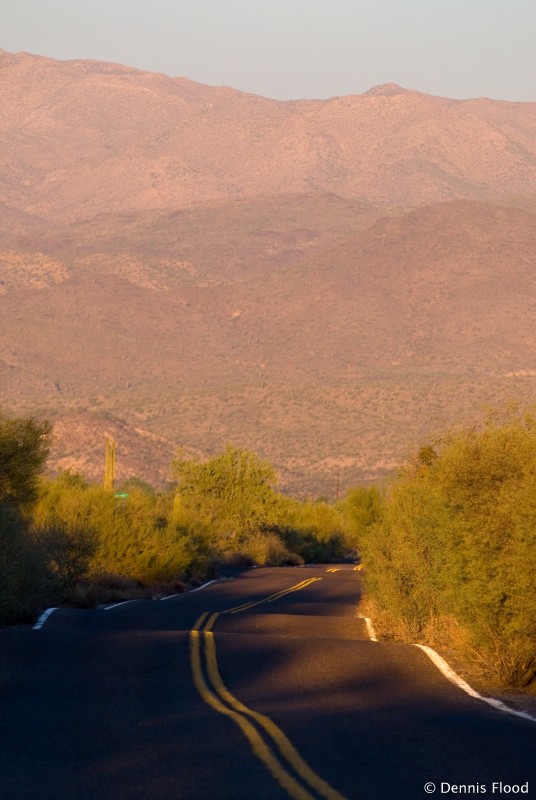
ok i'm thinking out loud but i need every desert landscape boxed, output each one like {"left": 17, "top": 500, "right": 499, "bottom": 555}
{"left": 1, "top": 49, "right": 536, "bottom": 495}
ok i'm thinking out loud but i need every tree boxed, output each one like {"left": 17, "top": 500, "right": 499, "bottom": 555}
{"left": 172, "top": 445, "right": 279, "bottom": 545}
{"left": 0, "top": 411, "right": 53, "bottom": 623}
{"left": 341, "top": 485, "right": 383, "bottom": 551}
{"left": 0, "top": 412, "right": 53, "bottom": 505}
{"left": 357, "top": 406, "right": 536, "bottom": 685}
{"left": 33, "top": 522, "right": 97, "bottom": 591}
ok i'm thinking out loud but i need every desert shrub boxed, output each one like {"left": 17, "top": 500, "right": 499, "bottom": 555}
{"left": 430, "top": 413, "right": 536, "bottom": 681}
{"left": 173, "top": 448, "right": 352, "bottom": 565}
{"left": 356, "top": 407, "right": 536, "bottom": 685}
{"left": 32, "top": 474, "right": 214, "bottom": 586}
{"left": 274, "top": 498, "right": 349, "bottom": 562}
{"left": 357, "top": 475, "right": 449, "bottom": 639}
{"left": 131, "top": 520, "right": 214, "bottom": 584}
{"left": 0, "top": 412, "right": 52, "bottom": 505}
{"left": 340, "top": 486, "right": 383, "bottom": 554}
{"left": 0, "top": 503, "right": 51, "bottom": 624}
{"left": 93, "top": 490, "right": 201, "bottom": 583}
{"left": 0, "top": 504, "right": 32, "bottom": 623}
{"left": 31, "top": 521, "right": 97, "bottom": 593}
{"left": 225, "top": 530, "right": 298, "bottom": 567}
{"left": 0, "top": 410, "right": 54, "bottom": 623}
{"left": 173, "top": 445, "right": 280, "bottom": 546}
{"left": 116, "top": 476, "right": 156, "bottom": 495}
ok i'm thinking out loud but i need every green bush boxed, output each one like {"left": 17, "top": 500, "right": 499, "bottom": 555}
{"left": 356, "top": 408, "right": 536, "bottom": 685}
{"left": 0, "top": 504, "right": 51, "bottom": 624}
{"left": 339, "top": 485, "right": 383, "bottom": 560}
{"left": 0, "top": 412, "right": 52, "bottom": 505}
{"left": 173, "top": 445, "right": 280, "bottom": 546}
{"left": 225, "top": 530, "right": 298, "bottom": 567}
{"left": 32, "top": 474, "right": 212, "bottom": 586}
{"left": 0, "top": 410, "right": 54, "bottom": 623}
{"left": 274, "top": 498, "right": 349, "bottom": 562}
{"left": 357, "top": 475, "right": 449, "bottom": 639}
{"left": 31, "top": 522, "right": 97, "bottom": 592}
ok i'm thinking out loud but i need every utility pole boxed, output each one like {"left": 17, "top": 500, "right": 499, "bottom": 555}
{"left": 103, "top": 436, "right": 116, "bottom": 490}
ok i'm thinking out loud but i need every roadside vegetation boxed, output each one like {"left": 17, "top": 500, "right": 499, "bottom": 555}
{"left": 0, "top": 414, "right": 352, "bottom": 625}
{"left": 0, "top": 411, "right": 54, "bottom": 624}
{"left": 354, "top": 406, "right": 536, "bottom": 689}
{"left": 1, "top": 406, "right": 534, "bottom": 690}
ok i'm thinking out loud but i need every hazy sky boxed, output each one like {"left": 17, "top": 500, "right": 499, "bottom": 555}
{"left": 2, "top": 0, "right": 535, "bottom": 101}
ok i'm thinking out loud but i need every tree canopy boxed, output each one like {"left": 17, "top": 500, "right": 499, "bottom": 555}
{"left": 172, "top": 445, "right": 279, "bottom": 543}
{"left": 357, "top": 406, "right": 536, "bottom": 685}
{"left": 0, "top": 412, "right": 53, "bottom": 505}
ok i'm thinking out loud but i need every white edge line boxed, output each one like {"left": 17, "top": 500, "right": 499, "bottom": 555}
{"left": 187, "top": 579, "right": 219, "bottom": 593}
{"left": 106, "top": 579, "right": 220, "bottom": 607}
{"left": 161, "top": 578, "right": 220, "bottom": 600}
{"left": 32, "top": 608, "right": 59, "bottom": 630}
{"left": 103, "top": 599, "right": 138, "bottom": 611}
{"left": 40, "top": 579, "right": 221, "bottom": 616}
{"left": 415, "top": 644, "right": 536, "bottom": 724}
{"left": 359, "top": 615, "right": 535, "bottom": 723}
{"left": 358, "top": 615, "right": 378, "bottom": 641}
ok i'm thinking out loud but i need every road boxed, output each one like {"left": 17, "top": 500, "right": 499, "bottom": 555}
{"left": 1, "top": 565, "right": 534, "bottom": 799}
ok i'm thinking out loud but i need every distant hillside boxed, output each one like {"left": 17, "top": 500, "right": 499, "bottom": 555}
{"left": 2, "top": 50, "right": 536, "bottom": 494}
{"left": 229, "top": 199, "right": 536, "bottom": 376}
{"left": 1, "top": 50, "right": 536, "bottom": 221}
{"left": 2, "top": 189, "right": 536, "bottom": 494}
{"left": 46, "top": 412, "right": 177, "bottom": 488}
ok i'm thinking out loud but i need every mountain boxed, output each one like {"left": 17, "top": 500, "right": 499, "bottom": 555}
{"left": 1, "top": 50, "right": 536, "bottom": 221}
{"left": 2, "top": 195, "right": 535, "bottom": 493}
{"left": 1, "top": 51, "right": 536, "bottom": 494}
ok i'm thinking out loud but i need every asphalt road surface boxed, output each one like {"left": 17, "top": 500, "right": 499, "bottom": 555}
{"left": 1, "top": 565, "right": 535, "bottom": 799}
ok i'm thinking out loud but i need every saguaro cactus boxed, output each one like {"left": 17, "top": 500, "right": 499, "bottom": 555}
{"left": 103, "top": 436, "right": 116, "bottom": 490}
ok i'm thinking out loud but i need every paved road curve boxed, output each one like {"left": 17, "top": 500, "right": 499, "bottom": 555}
{"left": 1, "top": 566, "right": 535, "bottom": 799}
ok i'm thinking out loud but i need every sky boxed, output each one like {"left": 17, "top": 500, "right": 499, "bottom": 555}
{"left": 1, "top": 0, "right": 535, "bottom": 102}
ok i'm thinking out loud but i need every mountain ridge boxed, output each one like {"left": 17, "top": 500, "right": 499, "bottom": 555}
{"left": 1, "top": 50, "right": 535, "bottom": 222}
{"left": 1, "top": 51, "right": 536, "bottom": 494}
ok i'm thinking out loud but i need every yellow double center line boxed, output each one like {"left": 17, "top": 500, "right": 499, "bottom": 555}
{"left": 225, "top": 576, "right": 322, "bottom": 614}
{"left": 189, "top": 577, "right": 346, "bottom": 800}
